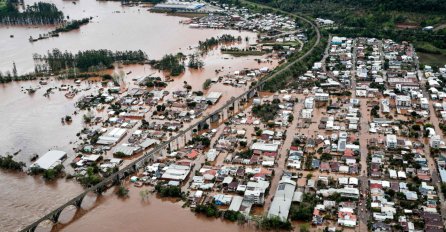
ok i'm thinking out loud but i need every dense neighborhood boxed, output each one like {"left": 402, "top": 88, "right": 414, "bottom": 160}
{"left": 3, "top": 0, "right": 446, "bottom": 231}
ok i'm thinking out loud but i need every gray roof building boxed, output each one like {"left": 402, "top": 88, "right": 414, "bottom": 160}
{"left": 268, "top": 178, "right": 296, "bottom": 221}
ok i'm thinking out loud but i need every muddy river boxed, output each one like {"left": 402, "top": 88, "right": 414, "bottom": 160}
{"left": 0, "top": 0, "right": 279, "bottom": 231}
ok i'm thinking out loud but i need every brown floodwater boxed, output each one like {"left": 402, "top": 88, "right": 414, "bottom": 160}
{"left": 0, "top": 171, "right": 83, "bottom": 231}
{"left": 1, "top": 0, "right": 263, "bottom": 75}
{"left": 0, "top": 1, "right": 280, "bottom": 231}
{"left": 59, "top": 186, "right": 259, "bottom": 232}
{"left": 0, "top": 79, "right": 101, "bottom": 161}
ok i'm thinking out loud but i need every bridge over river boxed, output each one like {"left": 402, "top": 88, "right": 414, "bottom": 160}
{"left": 21, "top": 5, "right": 321, "bottom": 231}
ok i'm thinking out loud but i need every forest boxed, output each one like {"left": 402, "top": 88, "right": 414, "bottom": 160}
{"left": 233, "top": 0, "right": 446, "bottom": 56}
{"left": 35, "top": 49, "right": 147, "bottom": 72}
{"left": 246, "top": 0, "right": 446, "bottom": 14}
{"left": 0, "top": 1, "right": 64, "bottom": 24}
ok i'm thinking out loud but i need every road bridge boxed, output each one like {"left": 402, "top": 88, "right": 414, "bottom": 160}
{"left": 21, "top": 3, "right": 321, "bottom": 231}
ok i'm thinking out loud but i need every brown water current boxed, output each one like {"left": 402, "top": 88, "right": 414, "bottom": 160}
{"left": 60, "top": 186, "right": 259, "bottom": 232}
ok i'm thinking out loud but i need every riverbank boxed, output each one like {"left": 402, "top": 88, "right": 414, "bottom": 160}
{"left": 0, "top": 0, "right": 321, "bottom": 231}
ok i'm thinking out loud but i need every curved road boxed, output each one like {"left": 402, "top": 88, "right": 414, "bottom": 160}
{"left": 21, "top": 2, "right": 321, "bottom": 231}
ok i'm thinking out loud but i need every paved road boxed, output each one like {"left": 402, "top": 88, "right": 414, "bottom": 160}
{"left": 351, "top": 38, "right": 370, "bottom": 232}
{"left": 264, "top": 101, "right": 302, "bottom": 210}
{"left": 418, "top": 66, "right": 446, "bottom": 225}
{"left": 22, "top": 2, "right": 323, "bottom": 230}
{"left": 321, "top": 34, "right": 332, "bottom": 73}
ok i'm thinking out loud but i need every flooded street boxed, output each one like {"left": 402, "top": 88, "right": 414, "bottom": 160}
{"left": 0, "top": 1, "right": 278, "bottom": 231}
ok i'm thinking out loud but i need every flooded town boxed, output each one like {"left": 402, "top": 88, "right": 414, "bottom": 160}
{"left": 1, "top": 0, "right": 446, "bottom": 232}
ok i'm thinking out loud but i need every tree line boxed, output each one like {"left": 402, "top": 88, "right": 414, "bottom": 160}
{"left": 263, "top": 34, "right": 327, "bottom": 91}
{"left": 0, "top": 1, "right": 64, "bottom": 25}
{"left": 198, "top": 34, "right": 242, "bottom": 51}
{"left": 0, "top": 71, "right": 38, "bottom": 83}
{"left": 34, "top": 49, "right": 147, "bottom": 72}
{"left": 245, "top": 0, "right": 446, "bottom": 14}
{"left": 53, "top": 17, "right": 91, "bottom": 33}
{"left": 241, "top": 0, "right": 446, "bottom": 53}
{"left": 150, "top": 53, "right": 185, "bottom": 76}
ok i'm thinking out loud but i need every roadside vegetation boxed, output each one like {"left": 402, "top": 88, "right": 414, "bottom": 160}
{"left": 262, "top": 35, "right": 327, "bottom": 91}
{"left": 188, "top": 135, "right": 211, "bottom": 147}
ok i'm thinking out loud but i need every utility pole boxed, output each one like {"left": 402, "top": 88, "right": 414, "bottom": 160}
{"left": 12, "top": 62, "right": 17, "bottom": 77}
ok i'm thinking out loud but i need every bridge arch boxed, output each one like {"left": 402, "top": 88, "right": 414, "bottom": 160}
{"left": 80, "top": 191, "right": 98, "bottom": 210}
{"left": 33, "top": 219, "right": 53, "bottom": 232}
{"left": 57, "top": 205, "right": 78, "bottom": 224}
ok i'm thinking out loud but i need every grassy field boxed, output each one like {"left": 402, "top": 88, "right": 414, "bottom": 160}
{"left": 415, "top": 41, "right": 446, "bottom": 54}
{"left": 418, "top": 52, "right": 446, "bottom": 67}
{"left": 415, "top": 41, "right": 446, "bottom": 66}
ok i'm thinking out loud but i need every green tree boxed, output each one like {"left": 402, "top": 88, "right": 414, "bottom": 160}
{"left": 116, "top": 185, "right": 129, "bottom": 198}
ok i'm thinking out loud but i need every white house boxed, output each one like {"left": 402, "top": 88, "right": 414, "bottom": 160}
{"left": 301, "top": 109, "right": 313, "bottom": 119}
{"left": 396, "top": 95, "right": 411, "bottom": 107}
{"left": 430, "top": 135, "right": 442, "bottom": 148}
{"left": 386, "top": 134, "right": 397, "bottom": 149}
{"left": 420, "top": 98, "right": 429, "bottom": 110}
{"left": 31, "top": 150, "right": 67, "bottom": 170}
{"left": 304, "top": 97, "right": 314, "bottom": 109}
{"left": 315, "top": 92, "right": 330, "bottom": 101}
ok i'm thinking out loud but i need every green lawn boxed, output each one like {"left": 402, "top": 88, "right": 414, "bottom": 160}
{"left": 415, "top": 41, "right": 446, "bottom": 66}
{"left": 418, "top": 52, "right": 446, "bottom": 67}
{"left": 415, "top": 41, "right": 446, "bottom": 54}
